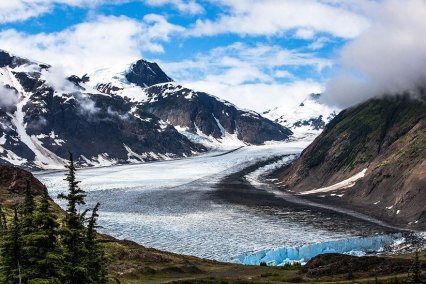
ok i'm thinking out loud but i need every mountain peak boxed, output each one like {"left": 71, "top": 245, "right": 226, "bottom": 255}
{"left": 309, "top": 93, "right": 321, "bottom": 101}
{"left": 0, "top": 49, "right": 31, "bottom": 68}
{"left": 125, "top": 59, "right": 173, "bottom": 88}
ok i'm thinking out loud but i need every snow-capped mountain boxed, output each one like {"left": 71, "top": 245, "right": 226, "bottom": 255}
{"left": 88, "top": 61, "right": 292, "bottom": 147}
{"left": 0, "top": 50, "right": 291, "bottom": 169}
{"left": 0, "top": 50, "right": 204, "bottom": 169}
{"left": 263, "top": 93, "right": 338, "bottom": 141}
{"left": 139, "top": 83, "right": 292, "bottom": 146}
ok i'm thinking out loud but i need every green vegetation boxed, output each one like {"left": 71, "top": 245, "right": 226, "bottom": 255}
{"left": 304, "top": 96, "right": 426, "bottom": 172}
{"left": 0, "top": 154, "right": 106, "bottom": 284}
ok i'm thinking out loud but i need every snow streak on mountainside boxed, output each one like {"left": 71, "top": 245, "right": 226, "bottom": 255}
{"left": 263, "top": 93, "right": 338, "bottom": 141}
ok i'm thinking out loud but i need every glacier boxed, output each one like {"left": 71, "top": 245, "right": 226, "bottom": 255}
{"left": 37, "top": 143, "right": 393, "bottom": 262}
{"left": 233, "top": 234, "right": 404, "bottom": 266}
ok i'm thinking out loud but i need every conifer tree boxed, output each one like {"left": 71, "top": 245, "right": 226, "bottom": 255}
{"left": 409, "top": 250, "right": 423, "bottom": 284}
{"left": 28, "top": 190, "right": 62, "bottom": 283}
{"left": 1, "top": 207, "right": 23, "bottom": 284}
{"left": 20, "top": 181, "right": 38, "bottom": 282}
{"left": 85, "top": 202, "right": 107, "bottom": 284}
{"left": 0, "top": 205, "right": 7, "bottom": 231}
{"left": 58, "top": 152, "right": 89, "bottom": 284}
{"left": 22, "top": 181, "right": 35, "bottom": 217}
{"left": 0, "top": 205, "right": 7, "bottom": 282}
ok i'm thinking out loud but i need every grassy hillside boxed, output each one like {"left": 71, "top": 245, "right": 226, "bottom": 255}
{"left": 275, "top": 95, "right": 426, "bottom": 229}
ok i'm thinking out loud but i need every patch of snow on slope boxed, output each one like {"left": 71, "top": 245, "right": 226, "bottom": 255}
{"left": 124, "top": 144, "right": 145, "bottom": 163}
{"left": 0, "top": 146, "right": 27, "bottom": 165}
{"left": 7, "top": 70, "right": 66, "bottom": 169}
{"left": 182, "top": 124, "right": 246, "bottom": 150}
{"left": 212, "top": 115, "right": 225, "bottom": 137}
{"left": 0, "top": 133, "right": 6, "bottom": 145}
{"left": 89, "top": 65, "right": 130, "bottom": 88}
{"left": 92, "top": 153, "right": 117, "bottom": 167}
{"left": 88, "top": 65, "right": 149, "bottom": 102}
{"left": 299, "top": 168, "right": 368, "bottom": 195}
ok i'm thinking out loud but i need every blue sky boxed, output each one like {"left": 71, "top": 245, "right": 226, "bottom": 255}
{"left": 0, "top": 0, "right": 424, "bottom": 110}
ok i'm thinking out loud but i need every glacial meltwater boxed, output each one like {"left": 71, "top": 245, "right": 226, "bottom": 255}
{"left": 36, "top": 143, "right": 407, "bottom": 263}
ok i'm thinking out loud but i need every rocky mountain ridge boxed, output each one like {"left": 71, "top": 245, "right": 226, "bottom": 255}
{"left": 0, "top": 50, "right": 204, "bottom": 169}
{"left": 88, "top": 57, "right": 292, "bottom": 147}
{"left": 0, "top": 50, "right": 291, "bottom": 169}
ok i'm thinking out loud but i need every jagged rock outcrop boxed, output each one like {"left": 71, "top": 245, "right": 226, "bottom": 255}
{"left": 125, "top": 59, "right": 173, "bottom": 87}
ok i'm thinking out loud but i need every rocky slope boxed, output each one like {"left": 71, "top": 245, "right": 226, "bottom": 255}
{"left": 139, "top": 83, "right": 292, "bottom": 146}
{"left": 91, "top": 66, "right": 292, "bottom": 147}
{"left": 0, "top": 50, "right": 204, "bottom": 169}
{"left": 125, "top": 59, "right": 173, "bottom": 87}
{"left": 0, "top": 165, "right": 48, "bottom": 207}
{"left": 273, "top": 95, "right": 426, "bottom": 229}
{"left": 263, "top": 93, "right": 337, "bottom": 141}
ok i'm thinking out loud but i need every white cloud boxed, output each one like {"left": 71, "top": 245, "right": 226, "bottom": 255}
{"left": 142, "top": 14, "right": 186, "bottom": 53}
{"left": 0, "top": 85, "right": 18, "bottom": 108}
{"left": 163, "top": 42, "right": 333, "bottom": 81}
{"left": 308, "top": 37, "right": 332, "bottom": 50}
{"left": 145, "top": 0, "right": 204, "bottom": 14}
{"left": 0, "top": 0, "right": 111, "bottom": 23}
{"left": 323, "top": 0, "right": 426, "bottom": 107}
{"left": 0, "top": 0, "right": 202, "bottom": 24}
{"left": 185, "top": 80, "right": 323, "bottom": 112}
{"left": 295, "top": 28, "right": 315, "bottom": 40}
{"left": 160, "top": 42, "right": 328, "bottom": 111}
{"left": 41, "top": 66, "right": 77, "bottom": 93}
{"left": 189, "top": 0, "right": 371, "bottom": 39}
{"left": 0, "top": 15, "right": 185, "bottom": 75}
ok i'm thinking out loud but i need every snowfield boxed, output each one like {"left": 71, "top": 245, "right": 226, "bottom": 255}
{"left": 36, "top": 143, "right": 404, "bottom": 262}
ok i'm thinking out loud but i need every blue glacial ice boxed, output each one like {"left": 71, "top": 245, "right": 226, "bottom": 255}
{"left": 233, "top": 234, "right": 404, "bottom": 266}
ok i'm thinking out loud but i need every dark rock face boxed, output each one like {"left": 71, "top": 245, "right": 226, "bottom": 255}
{"left": 0, "top": 50, "right": 31, "bottom": 68}
{"left": 125, "top": 59, "right": 173, "bottom": 87}
{"left": 96, "top": 83, "right": 123, "bottom": 95}
{"left": 274, "top": 95, "right": 426, "bottom": 229}
{"left": 293, "top": 116, "right": 326, "bottom": 130}
{"left": 0, "top": 165, "right": 47, "bottom": 205}
{"left": 140, "top": 84, "right": 292, "bottom": 145}
{"left": 21, "top": 81, "right": 204, "bottom": 167}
